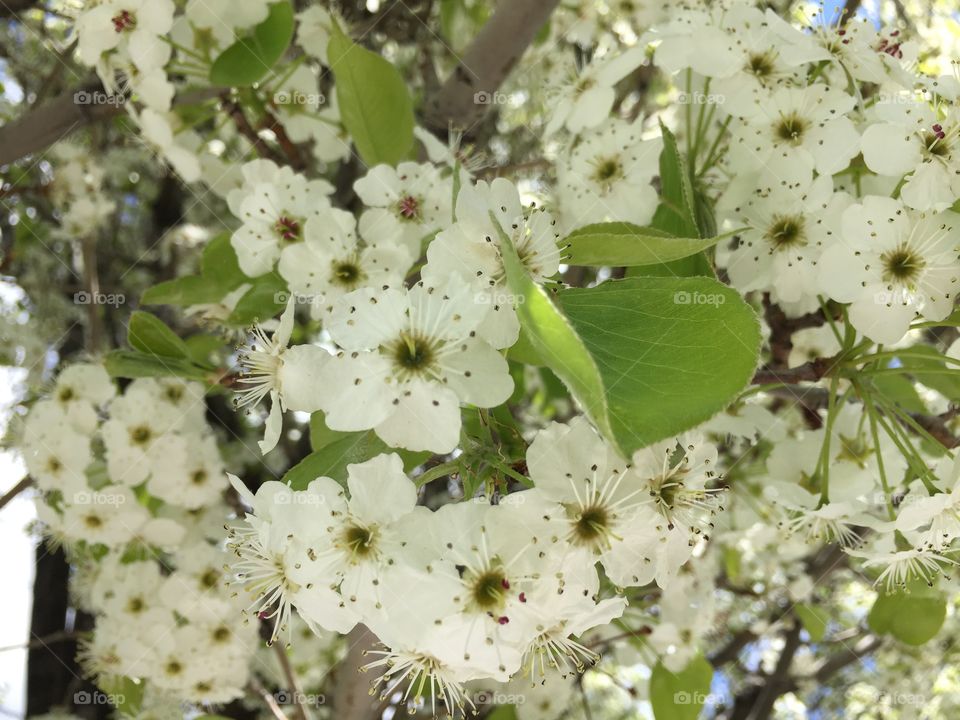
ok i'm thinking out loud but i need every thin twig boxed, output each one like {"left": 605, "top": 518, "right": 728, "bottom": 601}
{"left": 0, "top": 477, "right": 33, "bottom": 511}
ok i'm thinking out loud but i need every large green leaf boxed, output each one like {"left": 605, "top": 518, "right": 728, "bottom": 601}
{"left": 209, "top": 2, "right": 294, "bottom": 86}
{"left": 327, "top": 23, "right": 414, "bottom": 166}
{"left": 564, "top": 222, "right": 739, "bottom": 267}
{"left": 650, "top": 656, "right": 713, "bottom": 720}
{"left": 868, "top": 581, "right": 946, "bottom": 646}
{"left": 555, "top": 277, "right": 760, "bottom": 455}
{"left": 502, "top": 227, "right": 759, "bottom": 456}
{"left": 127, "top": 311, "right": 189, "bottom": 359}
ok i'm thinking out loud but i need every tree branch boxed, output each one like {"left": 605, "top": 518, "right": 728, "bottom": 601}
{"left": 423, "top": 0, "right": 562, "bottom": 133}
{"left": 331, "top": 625, "right": 380, "bottom": 720}
{"left": 0, "top": 476, "right": 33, "bottom": 511}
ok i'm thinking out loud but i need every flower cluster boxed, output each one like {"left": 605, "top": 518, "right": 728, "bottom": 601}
{"left": 24, "top": 366, "right": 258, "bottom": 706}
{"left": 227, "top": 417, "right": 723, "bottom": 713}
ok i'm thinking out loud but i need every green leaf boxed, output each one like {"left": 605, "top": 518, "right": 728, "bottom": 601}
{"left": 486, "top": 707, "right": 518, "bottom": 720}
{"left": 555, "top": 277, "right": 761, "bottom": 456}
{"left": 209, "top": 1, "right": 295, "bottom": 86}
{"left": 227, "top": 272, "right": 288, "bottom": 326}
{"left": 104, "top": 350, "right": 209, "bottom": 382}
{"left": 499, "top": 227, "right": 615, "bottom": 444}
{"left": 184, "top": 334, "right": 224, "bottom": 368}
{"left": 201, "top": 232, "right": 246, "bottom": 285}
{"left": 327, "top": 23, "right": 414, "bottom": 166}
{"left": 795, "top": 604, "right": 829, "bottom": 642}
{"left": 563, "top": 222, "right": 739, "bottom": 267}
{"left": 309, "top": 410, "right": 351, "bottom": 451}
{"left": 650, "top": 656, "right": 713, "bottom": 720}
{"left": 285, "top": 432, "right": 430, "bottom": 489}
{"left": 652, "top": 121, "right": 699, "bottom": 238}
{"left": 505, "top": 326, "right": 543, "bottom": 366}
{"left": 127, "top": 311, "right": 190, "bottom": 359}
{"left": 502, "top": 209, "right": 759, "bottom": 457}
{"left": 891, "top": 346, "right": 960, "bottom": 401}
{"left": 141, "top": 276, "right": 223, "bottom": 307}
{"left": 627, "top": 251, "right": 715, "bottom": 279}
{"left": 871, "top": 373, "right": 927, "bottom": 414}
{"left": 868, "top": 581, "right": 946, "bottom": 646}
{"left": 99, "top": 676, "right": 144, "bottom": 716}
{"left": 142, "top": 233, "right": 247, "bottom": 307}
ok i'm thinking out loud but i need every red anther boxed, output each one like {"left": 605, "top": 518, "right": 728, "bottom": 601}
{"left": 497, "top": 616, "right": 509, "bottom": 625}
{"left": 398, "top": 195, "right": 420, "bottom": 219}
{"left": 501, "top": 578, "right": 511, "bottom": 590}
{"left": 519, "top": 592, "right": 527, "bottom": 603}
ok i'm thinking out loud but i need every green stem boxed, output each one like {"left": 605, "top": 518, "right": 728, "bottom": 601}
{"left": 856, "top": 383, "right": 897, "bottom": 521}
